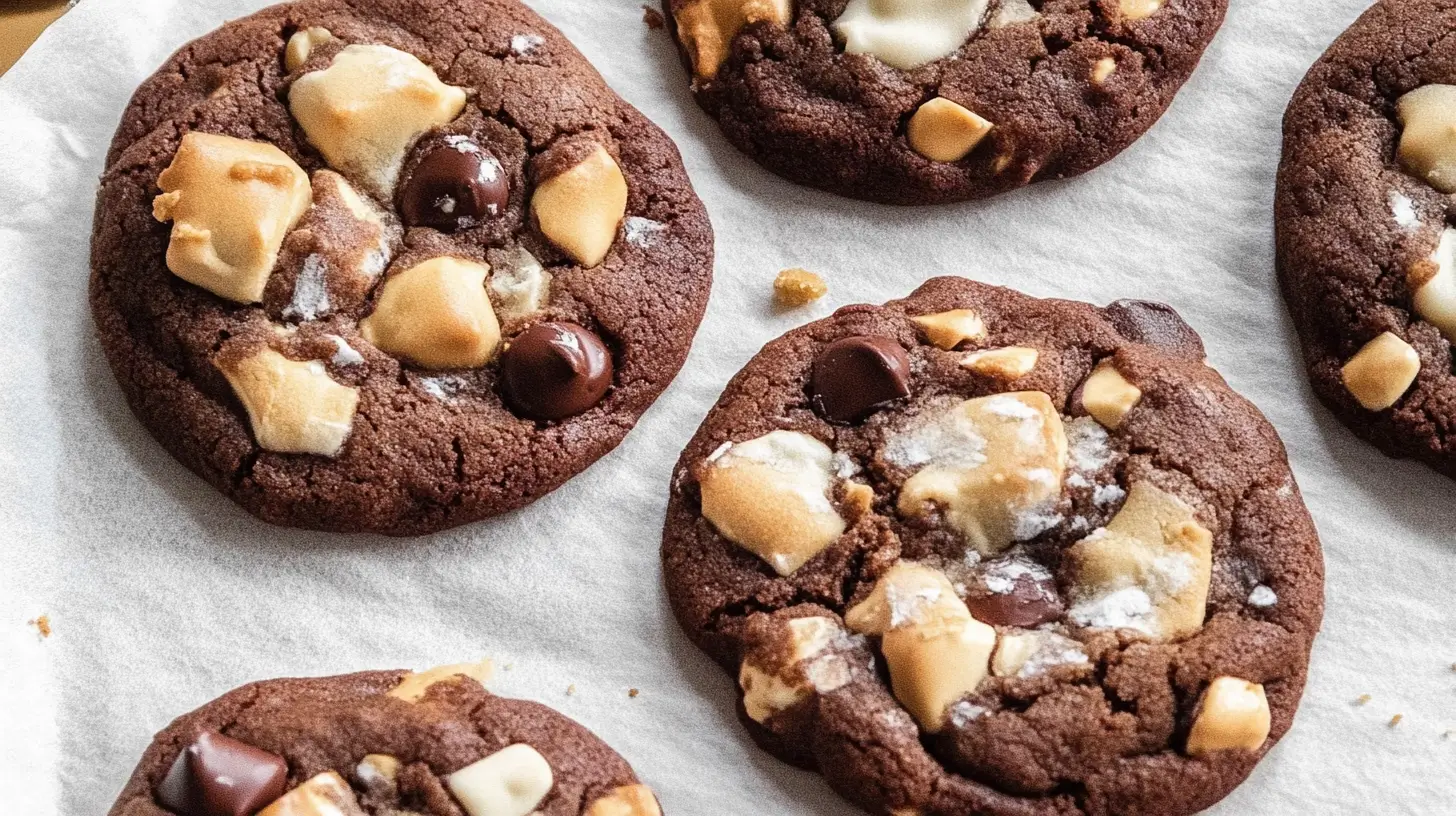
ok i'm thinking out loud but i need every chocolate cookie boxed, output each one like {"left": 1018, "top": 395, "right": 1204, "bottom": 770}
{"left": 662, "top": 0, "right": 1226, "bottom": 204}
{"left": 90, "top": 0, "right": 713, "bottom": 535}
{"left": 1276, "top": 0, "right": 1456, "bottom": 478}
{"left": 662, "top": 278, "right": 1323, "bottom": 815}
{"left": 108, "top": 664, "right": 662, "bottom": 816}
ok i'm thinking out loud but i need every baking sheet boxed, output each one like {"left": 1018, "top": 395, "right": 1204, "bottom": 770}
{"left": 2, "top": 0, "right": 1454, "bottom": 812}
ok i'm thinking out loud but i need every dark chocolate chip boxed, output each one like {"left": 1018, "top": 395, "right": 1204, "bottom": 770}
{"left": 1104, "top": 300, "right": 1205, "bottom": 361}
{"left": 965, "top": 573, "right": 1063, "bottom": 628}
{"left": 501, "top": 322, "right": 613, "bottom": 420}
{"left": 810, "top": 336, "right": 911, "bottom": 423}
{"left": 155, "top": 730, "right": 288, "bottom": 816}
{"left": 399, "top": 138, "right": 509, "bottom": 231}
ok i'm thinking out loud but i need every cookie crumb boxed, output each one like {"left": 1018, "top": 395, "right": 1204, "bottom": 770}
{"left": 1389, "top": 713, "right": 1403, "bottom": 727}
{"left": 774, "top": 268, "right": 827, "bottom": 308}
{"left": 503, "top": 663, "right": 514, "bottom": 671}
{"left": 642, "top": 5, "right": 665, "bottom": 29}
{"left": 566, "top": 684, "right": 577, "bottom": 696}
{"left": 628, "top": 688, "right": 640, "bottom": 698}
{"left": 27, "top": 615, "right": 51, "bottom": 638}
{"left": 1354, "top": 694, "right": 1372, "bottom": 706}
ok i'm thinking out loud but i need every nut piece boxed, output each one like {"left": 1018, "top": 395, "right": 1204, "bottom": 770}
{"left": 1396, "top": 85, "right": 1456, "bottom": 193}
{"left": 896, "top": 392, "right": 1068, "bottom": 555}
{"left": 360, "top": 257, "right": 501, "bottom": 369}
{"left": 1081, "top": 359, "right": 1141, "bottom": 429}
{"left": 587, "top": 784, "right": 662, "bottom": 816}
{"left": 284, "top": 27, "right": 334, "bottom": 72}
{"left": 739, "top": 616, "right": 849, "bottom": 723}
{"left": 446, "top": 744, "right": 554, "bottom": 816}
{"left": 675, "top": 0, "right": 793, "bottom": 79}
{"left": 1185, "top": 677, "right": 1271, "bottom": 756}
{"left": 834, "top": 0, "right": 991, "bottom": 70}
{"left": 699, "top": 431, "right": 846, "bottom": 575}
{"left": 487, "top": 246, "right": 552, "bottom": 321}
{"left": 289, "top": 44, "right": 467, "bottom": 198}
{"left": 388, "top": 660, "right": 493, "bottom": 702}
{"left": 1066, "top": 482, "right": 1213, "bottom": 642}
{"left": 774, "top": 267, "right": 828, "bottom": 307}
{"left": 1341, "top": 331, "right": 1420, "bottom": 411}
{"left": 990, "top": 630, "right": 1088, "bottom": 678}
{"left": 1409, "top": 228, "right": 1456, "bottom": 343}
{"left": 911, "top": 309, "right": 987, "bottom": 350}
{"left": 960, "top": 346, "right": 1038, "bottom": 379}
{"left": 152, "top": 132, "right": 312, "bottom": 304}
{"left": 530, "top": 144, "right": 628, "bottom": 268}
{"left": 216, "top": 347, "right": 359, "bottom": 456}
{"left": 1091, "top": 56, "right": 1116, "bottom": 85}
{"left": 907, "top": 98, "right": 993, "bottom": 163}
{"left": 258, "top": 772, "right": 366, "bottom": 816}
{"left": 845, "top": 562, "right": 996, "bottom": 731}
{"left": 1119, "top": 0, "right": 1164, "bottom": 21}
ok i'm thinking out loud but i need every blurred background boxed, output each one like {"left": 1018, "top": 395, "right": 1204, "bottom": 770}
{"left": 1, "top": 0, "right": 71, "bottom": 75}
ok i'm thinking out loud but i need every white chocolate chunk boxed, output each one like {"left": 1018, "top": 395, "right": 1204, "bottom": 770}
{"left": 1081, "top": 360, "right": 1141, "bottom": 429}
{"left": 833, "top": 0, "right": 991, "bottom": 71}
{"left": 907, "top": 97, "right": 993, "bottom": 163}
{"left": 1396, "top": 85, "right": 1456, "bottom": 193}
{"left": 152, "top": 132, "right": 312, "bottom": 304}
{"left": 739, "top": 616, "right": 849, "bottom": 723}
{"left": 911, "top": 309, "right": 986, "bottom": 349}
{"left": 1186, "top": 677, "right": 1271, "bottom": 756}
{"left": 960, "top": 346, "right": 1038, "bottom": 379}
{"left": 289, "top": 44, "right": 467, "bottom": 197}
{"left": 990, "top": 630, "right": 1087, "bottom": 678}
{"left": 700, "top": 431, "right": 846, "bottom": 575}
{"left": 488, "top": 246, "right": 552, "bottom": 320}
{"left": 990, "top": 0, "right": 1038, "bottom": 27}
{"left": 530, "top": 144, "right": 628, "bottom": 268}
{"left": 1410, "top": 228, "right": 1456, "bottom": 343}
{"left": 1119, "top": 0, "right": 1163, "bottom": 21}
{"left": 675, "top": 0, "right": 794, "bottom": 79}
{"left": 258, "top": 772, "right": 365, "bottom": 816}
{"left": 1091, "top": 56, "right": 1116, "bottom": 85}
{"left": 355, "top": 754, "right": 400, "bottom": 798}
{"left": 1066, "top": 482, "right": 1212, "bottom": 642}
{"left": 896, "top": 392, "right": 1068, "bottom": 555}
{"left": 360, "top": 257, "right": 501, "bottom": 369}
{"left": 217, "top": 347, "right": 359, "bottom": 456}
{"left": 586, "top": 784, "right": 662, "bottom": 816}
{"left": 447, "top": 744, "right": 554, "bottom": 816}
{"left": 1341, "top": 332, "right": 1419, "bottom": 411}
{"left": 285, "top": 27, "right": 334, "bottom": 73}
{"left": 388, "top": 660, "right": 493, "bottom": 702}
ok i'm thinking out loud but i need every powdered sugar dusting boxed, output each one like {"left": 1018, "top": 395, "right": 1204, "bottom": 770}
{"left": 510, "top": 33, "right": 544, "bottom": 54}
{"left": 284, "top": 254, "right": 330, "bottom": 322}
{"left": 949, "top": 701, "right": 988, "bottom": 727}
{"left": 1069, "top": 586, "right": 1154, "bottom": 633}
{"left": 1012, "top": 504, "right": 1062, "bottom": 541}
{"left": 883, "top": 400, "right": 987, "bottom": 469}
{"left": 624, "top": 216, "right": 666, "bottom": 248}
{"left": 982, "top": 556, "right": 1052, "bottom": 595}
{"left": 327, "top": 335, "right": 364, "bottom": 366}
{"left": 420, "top": 375, "right": 466, "bottom": 400}
{"left": 1016, "top": 639, "right": 1089, "bottom": 678}
{"left": 1390, "top": 190, "right": 1421, "bottom": 229}
{"left": 1092, "top": 483, "right": 1126, "bottom": 506}
{"left": 1248, "top": 584, "right": 1278, "bottom": 607}
{"left": 831, "top": 451, "right": 859, "bottom": 478}
{"left": 886, "top": 583, "right": 943, "bottom": 627}
{"left": 1067, "top": 417, "right": 1114, "bottom": 472}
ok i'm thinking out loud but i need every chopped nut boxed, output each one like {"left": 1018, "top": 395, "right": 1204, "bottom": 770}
{"left": 740, "top": 616, "right": 848, "bottom": 723}
{"left": 284, "top": 27, "right": 334, "bottom": 73}
{"left": 360, "top": 257, "right": 502, "bottom": 369}
{"left": 1185, "top": 677, "right": 1271, "bottom": 756}
{"left": 530, "top": 144, "right": 628, "bottom": 268}
{"left": 699, "top": 431, "right": 846, "bottom": 575}
{"left": 911, "top": 309, "right": 987, "bottom": 350}
{"left": 675, "top": 0, "right": 792, "bottom": 79}
{"left": 907, "top": 98, "right": 993, "bottom": 163}
{"left": 1091, "top": 56, "right": 1116, "bottom": 85}
{"left": 487, "top": 246, "right": 552, "bottom": 321}
{"left": 258, "top": 771, "right": 365, "bottom": 816}
{"left": 960, "top": 346, "right": 1038, "bottom": 379}
{"left": 1341, "top": 332, "right": 1420, "bottom": 411}
{"left": 447, "top": 744, "right": 553, "bottom": 816}
{"left": 834, "top": 0, "right": 987, "bottom": 70}
{"left": 1396, "top": 85, "right": 1456, "bottom": 193}
{"left": 842, "top": 481, "right": 875, "bottom": 518}
{"left": 1119, "top": 0, "right": 1164, "bottom": 21}
{"left": 773, "top": 267, "right": 828, "bottom": 307}
{"left": 1355, "top": 694, "right": 1372, "bottom": 706}
{"left": 1081, "top": 359, "right": 1141, "bottom": 429}
{"left": 216, "top": 347, "right": 359, "bottom": 456}
{"left": 1389, "top": 713, "right": 1404, "bottom": 727}
{"left": 587, "top": 784, "right": 662, "bottom": 816}
{"left": 1410, "top": 228, "right": 1456, "bottom": 342}
{"left": 27, "top": 615, "right": 51, "bottom": 638}
{"left": 153, "top": 132, "right": 312, "bottom": 304}
{"left": 388, "top": 660, "right": 493, "bottom": 702}
{"left": 628, "top": 688, "right": 640, "bottom": 698}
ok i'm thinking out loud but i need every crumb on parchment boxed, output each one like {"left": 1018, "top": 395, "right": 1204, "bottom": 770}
{"left": 774, "top": 268, "right": 827, "bottom": 308}
{"left": 567, "top": 684, "right": 577, "bottom": 696}
{"left": 1354, "top": 694, "right": 1371, "bottom": 706}
{"left": 1389, "top": 714, "right": 1403, "bottom": 728}
{"left": 27, "top": 615, "right": 50, "bottom": 638}
{"left": 628, "top": 688, "right": 640, "bottom": 698}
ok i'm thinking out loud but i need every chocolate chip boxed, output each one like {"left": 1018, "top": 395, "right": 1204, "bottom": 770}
{"left": 965, "top": 574, "right": 1062, "bottom": 628}
{"left": 1104, "top": 299, "right": 1205, "bottom": 361}
{"left": 155, "top": 730, "right": 288, "bottom": 816}
{"left": 810, "top": 336, "right": 911, "bottom": 423}
{"left": 501, "top": 322, "right": 613, "bottom": 420}
{"left": 399, "top": 138, "right": 508, "bottom": 231}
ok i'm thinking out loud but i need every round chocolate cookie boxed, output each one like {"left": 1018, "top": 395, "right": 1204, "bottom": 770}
{"left": 662, "top": 0, "right": 1226, "bottom": 204}
{"left": 1276, "top": 0, "right": 1456, "bottom": 479}
{"left": 108, "top": 663, "right": 663, "bottom": 816}
{"left": 662, "top": 278, "right": 1323, "bottom": 815}
{"left": 90, "top": 0, "right": 713, "bottom": 535}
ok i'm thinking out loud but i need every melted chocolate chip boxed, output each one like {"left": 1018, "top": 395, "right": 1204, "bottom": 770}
{"left": 1104, "top": 299, "right": 1205, "bottom": 361}
{"left": 399, "top": 138, "right": 508, "bottom": 231}
{"left": 810, "top": 336, "right": 911, "bottom": 423}
{"left": 965, "top": 573, "right": 1063, "bottom": 628}
{"left": 501, "top": 322, "right": 613, "bottom": 420}
{"left": 155, "top": 730, "right": 288, "bottom": 816}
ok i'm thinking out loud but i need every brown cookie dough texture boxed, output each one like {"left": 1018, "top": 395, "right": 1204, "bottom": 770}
{"left": 107, "top": 664, "right": 662, "bottom": 816}
{"left": 662, "top": 277, "right": 1323, "bottom": 815}
{"left": 663, "top": 0, "right": 1227, "bottom": 203}
{"left": 1275, "top": 0, "right": 1456, "bottom": 478}
{"left": 90, "top": 0, "right": 713, "bottom": 534}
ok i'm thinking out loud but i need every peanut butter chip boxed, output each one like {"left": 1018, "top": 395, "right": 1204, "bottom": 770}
{"left": 586, "top": 784, "right": 662, "bottom": 816}
{"left": 676, "top": 0, "right": 793, "bottom": 79}
{"left": 1091, "top": 56, "right": 1117, "bottom": 85}
{"left": 1185, "top": 677, "right": 1271, "bottom": 756}
{"left": 446, "top": 744, "right": 553, "bottom": 816}
{"left": 1081, "top": 360, "right": 1141, "bottom": 429}
{"left": 257, "top": 771, "right": 365, "bottom": 816}
{"left": 153, "top": 132, "right": 312, "bottom": 304}
{"left": 911, "top": 309, "right": 986, "bottom": 349}
{"left": 1396, "top": 85, "right": 1456, "bottom": 193}
{"left": 1119, "top": 0, "right": 1164, "bottom": 21}
{"left": 288, "top": 44, "right": 467, "bottom": 198}
{"left": 1341, "top": 331, "right": 1420, "bottom": 411}
{"left": 216, "top": 347, "right": 359, "bottom": 457}
{"left": 388, "top": 660, "right": 494, "bottom": 702}
{"left": 360, "top": 257, "right": 501, "bottom": 370}
{"left": 907, "top": 98, "right": 993, "bottom": 163}
{"left": 1410, "top": 229, "right": 1456, "bottom": 342}
{"left": 530, "top": 144, "right": 628, "bottom": 268}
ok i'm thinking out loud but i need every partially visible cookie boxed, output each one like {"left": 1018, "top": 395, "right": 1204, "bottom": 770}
{"left": 662, "top": 277, "right": 1323, "bottom": 815}
{"left": 90, "top": 0, "right": 713, "bottom": 535}
{"left": 1276, "top": 0, "right": 1456, "bottom": 477}
{"left": 662, "top": 0, "right": 1226, "bottom": 204}
{"left": 108, "top": 664, "right": 662, "bottom": 816}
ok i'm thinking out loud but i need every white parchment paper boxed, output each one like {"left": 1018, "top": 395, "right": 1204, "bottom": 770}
{"left": 3, "top": 0, "right": 1454, "bottom": 812}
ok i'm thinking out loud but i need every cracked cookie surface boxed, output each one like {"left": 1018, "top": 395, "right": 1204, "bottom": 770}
{"left": 1276, "top": 0, "right": 1456, "bottom": 479}
{"left": 662, "top": 277, "right": 1323, "bottom": 815}
{"left": 107, "top": 666, "right": 662, "bottom": 816}
{"left": 90, "top": 0, "right": 713, "bottom": 536}
{"left": 661, "top": 0, "right": 1226, "bottom": 204}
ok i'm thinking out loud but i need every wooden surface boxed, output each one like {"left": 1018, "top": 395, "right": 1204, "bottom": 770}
{"left": 0, "top": 0, "right": 70, "bottom": 75}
